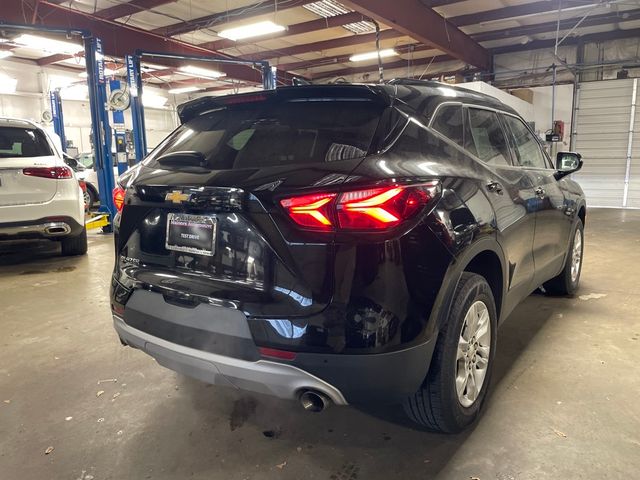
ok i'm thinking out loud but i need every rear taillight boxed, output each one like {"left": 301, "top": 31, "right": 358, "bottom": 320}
{"left": 280, "top": 183, "right": 437, "bottom": 231}
{"left": 280, "top": 193, "right": 336, "bottom": 230}
{"left": 113, "top": 186, "right": 125, "bottom": 212}
{"left": 22, "top": 166, "right": 73, "bottom": 179}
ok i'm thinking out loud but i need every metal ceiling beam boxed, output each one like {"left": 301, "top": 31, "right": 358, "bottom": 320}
{"left": 152, "top": 0, "right": 315, "bottom": 37}
{"left": 198, "top": 11, "right": 366, "bottom": 52}
{"left": 95, "top": 0, "right": 177, "bottom": 20}
{"left": 450, "top": 1, "right": 563, "bottom": 27}
{"left": 278, "top": 43, "right": 435, "bottom": 72}
{"left": 339, "top": 0, "right": 491, "bottom": 69}
{"left": 246, "top": 29, "right": 405, "bottom": 61}
{"left": 492, "top": 27, "right": 640, "bottom": 55}
{"left": 36, "top": 53, "right": 76, "bottom": 65}
{"left": 2, "top": 0, "right": 300, "bottom": 84}
{"left": 313, "top": 53, "right": 454, "bottom": 80}
{"left": 473, "top": 8, "right": 640, "bottom": 43}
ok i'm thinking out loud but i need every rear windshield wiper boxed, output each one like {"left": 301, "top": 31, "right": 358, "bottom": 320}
{"left": 156, "top": 151, "right": 209, "bottom": 169}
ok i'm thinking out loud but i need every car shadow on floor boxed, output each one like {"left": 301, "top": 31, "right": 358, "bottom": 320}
{"left": 0, "top": 239, "right": 87, "bottom": 272}
{"left": 117, "top": 292, "right": 558, "bottom": 479}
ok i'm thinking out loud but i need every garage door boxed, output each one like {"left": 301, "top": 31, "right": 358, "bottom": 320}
{"left": 573, "top": 79, "right": 636, "bottom": 207}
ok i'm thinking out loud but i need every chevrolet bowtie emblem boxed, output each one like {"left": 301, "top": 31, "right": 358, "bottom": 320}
{"left": 165, "top": 190, "right": 191, "bottom": 204}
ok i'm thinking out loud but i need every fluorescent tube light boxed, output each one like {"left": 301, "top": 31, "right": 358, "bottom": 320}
{"left": 168, "top": 86, "right": 202, "bottom": 94}
{"left": 349, "top": 49, "right": 398, "bottom": 62}
{"left": 218, "top": 21, "right": 285, "bottom": 41}
{"left": 14, "top": 34, "right": 83, "bottom": 55}
{"left": 179, "top": 65, "right": 226, "bottom": 79}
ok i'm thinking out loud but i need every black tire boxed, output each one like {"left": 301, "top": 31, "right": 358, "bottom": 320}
{"left": 544, "top": 219, "right": 584, "bottom": 296}
{"left": 86, "top": 185, "right": 98, "bottom": 211}
{"left": 404, "top": 272, "right": 498, "bottom": 433}
{"left": 61, "top": 227, "right": 88, "bottom": 256}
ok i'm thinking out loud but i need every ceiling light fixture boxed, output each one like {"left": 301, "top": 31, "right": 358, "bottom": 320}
{"left": 179, "top": 65, "right": 226, "bottom": 79}
{"left": 14, "top": 34, "right": 83, "bottom": 55}
{"left": 168, "top": 86, "right": 202, "bottom": 94}
{"left": 218, "top": 20, "right": 285, "bottom": 41}
{"left": 349, "top": 49, "right": 398, "bottom": 62}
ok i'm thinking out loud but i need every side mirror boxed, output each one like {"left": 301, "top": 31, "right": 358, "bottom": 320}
{"left": 555, "top": 151, "right": 583, "bottom": 180}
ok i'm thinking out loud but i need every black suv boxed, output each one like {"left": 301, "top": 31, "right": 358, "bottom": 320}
{"left": 110, "top": 81, "right": 586, "bottom": 433}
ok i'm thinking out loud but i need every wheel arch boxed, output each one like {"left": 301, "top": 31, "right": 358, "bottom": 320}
{"left": 430, "top": 237, "right": 508, "bottom": 334}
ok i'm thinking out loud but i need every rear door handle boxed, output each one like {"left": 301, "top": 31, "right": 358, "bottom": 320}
{"left": 535, "top": 186, "right": 546, "bottom": 198}
{"left": 487, "top": 181, "right": 503, "bottom": 194}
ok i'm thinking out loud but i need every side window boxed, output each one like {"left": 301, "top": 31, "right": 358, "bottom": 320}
{"left": 502, "top": 115, "right": 548, "bottom": 169}
{"left": 431, "top": 104, "right": 463, "bottom": 148}
{"left": 464, "top": 108, "right": 512, "bottom": 166}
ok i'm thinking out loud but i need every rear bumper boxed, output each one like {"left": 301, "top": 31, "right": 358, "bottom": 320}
{"left": 0, "top": 216, "right": 84, "bottom": 240}
{"left": 113, "top": 315, "right": 348, "bottom": 405}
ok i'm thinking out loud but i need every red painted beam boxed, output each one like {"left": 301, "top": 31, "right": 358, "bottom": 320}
{"left": 491, "top": 27, "right": 640, "bottom": 55}
{"left": 96, "top": 0, "right": 177, "bottom": 21}
{"left": 5, "top": 0, "right": 299, "bottom": 84}
{"left": 472, "top": 8, "right": 640, "bottom": 43}
{"left": 278, "top": 43, "right": 434, "bottom": 72}
{"left": 312, "top": 54, "right": 454, "bottom": 80}
{"left": 36, "top": 53, "right": 76, "bottom": 65}
{"left": 198, "top": 11, "right": 367, "bottom": 52}
{"left": 247, "top": 29, "right": 405, "bottom": 62}
{"left": 450, "top": 1, "right": 563, "bottom": 27}
{"left": 339, "top": 0, "right": 490, "bottom": 69}
{"left": 153, "top": 0, "right": 316, "bottom": 37}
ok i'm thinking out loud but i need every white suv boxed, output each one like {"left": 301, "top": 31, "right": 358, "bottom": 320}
{"left": 0, "top": 118, "right": 87, "bottom": 255}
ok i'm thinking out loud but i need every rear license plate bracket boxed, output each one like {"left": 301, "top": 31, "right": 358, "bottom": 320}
{"left": 165, "top": 213, "right": 217, "bottom": 257}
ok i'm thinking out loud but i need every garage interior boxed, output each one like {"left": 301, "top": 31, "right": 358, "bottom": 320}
{"left": 1, "top": 1, "right": 640, "bottom": 479}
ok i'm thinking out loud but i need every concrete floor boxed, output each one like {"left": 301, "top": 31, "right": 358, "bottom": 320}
{"left": 1, "top": 208, "right": 639, "bottom": 480}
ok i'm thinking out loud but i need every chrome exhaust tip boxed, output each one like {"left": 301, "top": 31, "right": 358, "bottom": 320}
{"left": 299, "top": 390, "right": 331, "bottom": 412}
{"left": 44, "top": 222, "right": 71, "bottom": 236}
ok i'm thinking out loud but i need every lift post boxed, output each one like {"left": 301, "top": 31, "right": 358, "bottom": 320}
{"left": 126, "top": 54, "right": 147, "bottom": 164}
{"left": 84, "top": 36, "right": 116, "bottom": 222}
{"left": 49, "top": 89, "right": 66, "bottom": 153}
{"left": 125, "top": 51, "right": 277, "bottom": 163}
{"left": 109, "top": 78, "right": 129, "bottom": 175}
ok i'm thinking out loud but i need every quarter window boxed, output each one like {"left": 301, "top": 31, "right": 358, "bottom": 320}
{"left": 431, "top": 104, "right": 463, "bottom": 148}
{"left": 502, "top": 115, "right": 548, "bottom": 169}
{"left": 464, "top": 108, "right": 511, "bottom": 166}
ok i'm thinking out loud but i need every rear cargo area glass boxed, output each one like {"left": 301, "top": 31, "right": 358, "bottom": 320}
{"left": 144, "top": 98, "right": 384, "bottom": 169}
{"left": 0, "top": 127, "right": 52, "bottom": 158}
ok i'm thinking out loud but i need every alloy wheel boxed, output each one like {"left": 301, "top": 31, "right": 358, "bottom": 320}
{"left": 455, "top": 300, "right": 491, "bottom": 408}
{"left": 570, "top": 228, "right": 583, "bottom": 283}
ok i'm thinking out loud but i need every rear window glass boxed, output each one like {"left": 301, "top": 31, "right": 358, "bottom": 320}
{"left": 0, "top": 127, "right": 52, "bottom": 158}
{"left": 145, "top": 98, "right": 384, "bottom": 169}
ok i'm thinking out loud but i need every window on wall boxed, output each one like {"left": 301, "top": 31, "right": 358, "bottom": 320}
{"left": 502, "top": 115, "right": 549, "bottom": 169}
{"left": 431, "top": 104, "right": 463, "bottom": 148}
{"left": 464, "top": 108, "right": 512, "bottom": 166}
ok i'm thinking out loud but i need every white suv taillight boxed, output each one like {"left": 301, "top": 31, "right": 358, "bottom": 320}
{"left": 22, "top": 166, "right": 73, "bottom": 179}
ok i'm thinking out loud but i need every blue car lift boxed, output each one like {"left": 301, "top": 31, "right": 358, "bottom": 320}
{"left": 49, "top": 89, "right": 66, "bottom": 153}
{"left": 0, "top": 22, "right": 117, "bottom": 227}
{"left": 125, "top": 51, "right": 277, "bottom": 163}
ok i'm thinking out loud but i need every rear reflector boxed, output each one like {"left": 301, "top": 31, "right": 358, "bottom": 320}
{"left": 23, "top": 166, "right": 73, "bottom": 179}
{"left": 113, "top": 186, "right": 125, "bottom": 212}
{"left": 258, "top": 347, "right": 297, "bottom": 361}
{"left": 280, "top": 183, "right": 437, "bottom": 231}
